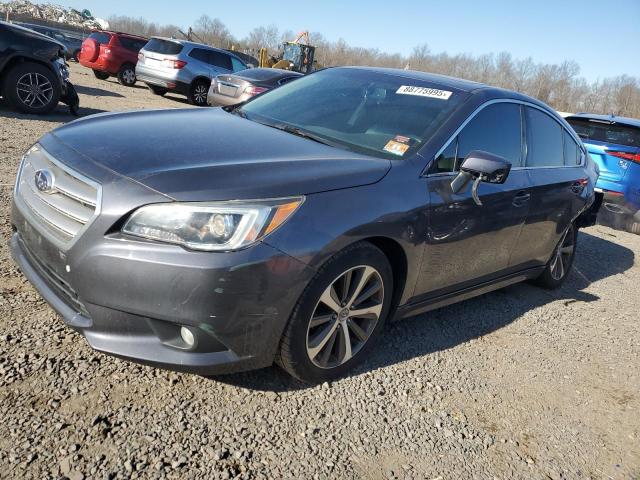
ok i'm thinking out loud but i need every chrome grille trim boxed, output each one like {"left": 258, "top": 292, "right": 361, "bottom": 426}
{"left": 15, "top": 145, "right": 101, "bottom": 249}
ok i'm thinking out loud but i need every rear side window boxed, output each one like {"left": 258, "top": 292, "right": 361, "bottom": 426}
{"left": 119, "top": 37, "right": 146, "bottom": 52}
{"left": 144, "top": 38, "right": 183, "bottom": 55}
{"left": 88, "top": 32, "right": 111, "bottom": 44}
{"left": 189, "top": 48, "right": 209, "bottom": 62}
{"left": 563, "top": 130, "right": 581, "bottom": 166}
{"left": 566, "top": 118, "right": 640, "bottom": 147}
{"left": 525, "top": 107, "right": 564, "bottom": 167}
{"left": 453, "top": 103, "right": 523, "bottom": 170}
{"left": 209, "top": 50, "right": 232, "bottom": 70}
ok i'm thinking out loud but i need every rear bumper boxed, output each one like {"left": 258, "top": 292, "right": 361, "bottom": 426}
{"left": 10, "top": 227, "right": 315, "bottom": 375}
{"left": 136, "top": 64, "right": 191, "bottom": 93}
{"left": 79, "top": 56, "right": 121, "bottom": 75}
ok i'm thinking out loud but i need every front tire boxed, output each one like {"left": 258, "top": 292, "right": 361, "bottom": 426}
{"left": 188, "top": 79, "right": 210, "bottom": 106}
{"left": 3, "top": 62, "right": 60, "bottom": 114}
{"left": 277, "top": 242, "right": 393, "bottom": 383}
{"left": 117, "top": 64, "right": 136, "bottom": 86}
{"left": 93, "top": 69, "right": 109, "bottom": 80}
{"left": 148, "top": 85, "right": 168, "bottom": 96}
{"left": 533, "top": 223, "right": 577, "bottom": 289}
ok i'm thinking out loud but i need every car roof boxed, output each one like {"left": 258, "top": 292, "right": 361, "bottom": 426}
{"left": 150, "top": 37, "right": 229, "bottom": 52}
{"left": 565, "top": 112, "right": 640, "bottom": 128}
{"left": 94, "top": 30, "right": 147, "bottom": 40}
{"left": 231, "top": 68, "right": 303, "bottom": 81}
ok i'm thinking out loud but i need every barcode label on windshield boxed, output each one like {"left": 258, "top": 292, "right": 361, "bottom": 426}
{"left": 396, "top": 86, "right": 452, "bottom": 100}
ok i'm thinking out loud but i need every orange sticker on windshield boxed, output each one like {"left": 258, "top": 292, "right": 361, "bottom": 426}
{"left": 383, "top": 140, "right": 410, "bottom": 156}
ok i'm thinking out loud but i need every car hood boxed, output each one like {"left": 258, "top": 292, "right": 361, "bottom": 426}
{"left": 49, "top": 108, "right": 392, "bottom": 201}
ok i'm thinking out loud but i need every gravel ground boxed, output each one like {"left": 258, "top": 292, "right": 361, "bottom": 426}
{"left": 1, "top": 63, "right": 639, "bottom": 480}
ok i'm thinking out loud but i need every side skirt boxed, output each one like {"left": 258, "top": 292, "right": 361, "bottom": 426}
{"left": 392, "top": 266, "right": 546, "bottom": 321}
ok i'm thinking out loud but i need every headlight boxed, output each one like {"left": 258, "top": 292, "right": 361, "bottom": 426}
{"left": 122, "top": 197, "right": 304, "bottom": 251}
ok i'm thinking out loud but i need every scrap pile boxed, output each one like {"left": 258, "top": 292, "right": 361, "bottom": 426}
{"left": 0, "top": 1, "right": 108, "bottom": 29}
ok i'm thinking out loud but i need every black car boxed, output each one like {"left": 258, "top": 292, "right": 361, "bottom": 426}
{"left": 18, "top": 22, "right": 84, "bottom": 62}
{"left": 208, "top": 67, "right": 303, "bottom": 106}
{"left": 0, "top": 20, "right": 79, "bottom": 114}
{"left": 10, "top": 67, "right": 599, "bottom": 383}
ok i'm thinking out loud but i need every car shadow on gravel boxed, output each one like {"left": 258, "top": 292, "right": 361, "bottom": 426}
{"left": 211, "top": 230, "right": 634, "bottom": 392}
{"left": 74, "top": 85, "right": 125, "bottom": 98}
{"left": 0, "top": 101, "right": 107, "bottom": 123}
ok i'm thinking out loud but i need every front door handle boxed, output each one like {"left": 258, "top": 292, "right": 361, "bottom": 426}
{"left": 513, "top": 191, "right": 531, "bottom": 207}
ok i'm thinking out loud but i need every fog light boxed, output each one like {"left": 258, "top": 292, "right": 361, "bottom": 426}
{"left": 180, "top": 326, "right": 195, "bottom": 347}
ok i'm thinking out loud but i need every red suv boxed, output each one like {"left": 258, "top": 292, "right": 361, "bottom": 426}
{"left": 79, "top": 31, "right": 147, "bottom": 86}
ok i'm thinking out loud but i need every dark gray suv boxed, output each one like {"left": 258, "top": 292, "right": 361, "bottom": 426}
{"left": 10, "top": 67, "right": 600, "bottom": 383}
{"left": 136, "top": 38, "right": 248, "bottom": 105}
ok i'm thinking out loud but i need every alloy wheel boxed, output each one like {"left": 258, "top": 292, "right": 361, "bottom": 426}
{"left": 16, "top": 72, "right": 53, "bottom": 109}
{"left": 306, "top": 265, "right": 384, "bottom": 369}
{"left": 193, "top": 84, "right": 208, "bottom": 104}
{"left": 122, "top": 68, "right": 136, "bottom": 84}
{"left": 550, "top": 224, "right": 575, "bottom": 280}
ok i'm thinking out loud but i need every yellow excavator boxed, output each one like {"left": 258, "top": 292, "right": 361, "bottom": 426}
{"left": 258, "top": 31, "right": 316, "bottom": 74}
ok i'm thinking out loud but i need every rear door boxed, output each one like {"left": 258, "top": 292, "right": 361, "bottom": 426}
{"left": 415, "top": 102, "right": 531, "bottom": 299}
{"left": 512, "top": 107, "right": 586, "bottom": 269}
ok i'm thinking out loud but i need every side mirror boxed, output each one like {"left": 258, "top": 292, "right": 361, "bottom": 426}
{"left": 451, "top": 150, "right": 512, "bottom": 206}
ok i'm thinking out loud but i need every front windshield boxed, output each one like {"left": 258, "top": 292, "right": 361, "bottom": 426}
{"left": 238, "top": 68, "right": 466, "bottom": 159}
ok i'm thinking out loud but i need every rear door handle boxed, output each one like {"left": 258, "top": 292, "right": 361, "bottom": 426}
{"left": 513, "top": 191, "right": 531, "bottom": 207}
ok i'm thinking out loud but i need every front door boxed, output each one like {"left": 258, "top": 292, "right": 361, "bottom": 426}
{"left": 414, "top": 101, "right": 531, "bottom": 300}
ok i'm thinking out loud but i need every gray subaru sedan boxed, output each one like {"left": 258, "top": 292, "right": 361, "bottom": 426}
{"left": 10, "top": 67, "right": 600, "bottom": 383}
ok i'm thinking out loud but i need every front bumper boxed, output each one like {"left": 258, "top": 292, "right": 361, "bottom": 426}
{"left": 11, "top": 198, "right": 314, "bottom": 374}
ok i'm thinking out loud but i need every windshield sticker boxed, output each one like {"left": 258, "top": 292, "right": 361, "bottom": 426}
{"left": 396, "top": 86, "right": 452, "bottom": 100}
{"left": 383, "top": 140, "right": 410, "bottom": 156}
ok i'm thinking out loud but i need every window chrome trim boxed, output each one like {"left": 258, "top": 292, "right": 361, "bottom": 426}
{"left": 423, "top": 98, "right": 585, "bottom": 177}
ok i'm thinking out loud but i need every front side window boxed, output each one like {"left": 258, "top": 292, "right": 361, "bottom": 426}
{"left": 239, "top": 68, "right": 466, "bottom": 159}
{"left": 525, "top": 107, "right": 564, "bottom": 167}
{"left": 440, "top": 102, "right": 522, "bottom": 172}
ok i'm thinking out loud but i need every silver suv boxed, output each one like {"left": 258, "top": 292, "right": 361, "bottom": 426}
{"left": 136, "top": 38, "right": 248, "bottom": 106}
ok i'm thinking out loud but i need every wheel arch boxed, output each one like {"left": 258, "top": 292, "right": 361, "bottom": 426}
{"left": 359, "top": 236, "right": 408, "bottom": 317}
{"left": 0, "top": 55, "right": 57, "bottom": 90}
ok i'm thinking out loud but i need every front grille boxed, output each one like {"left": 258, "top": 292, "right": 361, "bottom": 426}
{"left": 16, "top": 146, "right": 100, "bottom": 245}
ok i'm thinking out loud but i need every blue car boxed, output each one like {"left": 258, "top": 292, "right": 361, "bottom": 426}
{"left": 566, "top": 113, "right": 640, "bottom": 232}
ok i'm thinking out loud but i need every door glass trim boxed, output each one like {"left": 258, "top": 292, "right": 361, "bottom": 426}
{"left": 423, "top": 99, "right": 584, "bottom": 177}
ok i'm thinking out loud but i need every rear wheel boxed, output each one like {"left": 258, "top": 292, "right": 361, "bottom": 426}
{"left": 533, "top": 223, "right": 577, "bottom": 289}
{"left": 277, "top": 242, "right": 393, "bottom": 383}
{"left": 3, "top": 62, "right": 60, "bottom": 114}
{"left": 148, "top": 85, "right": 168, "bottom": 96}
{"left": 117, "top": 64, "right": 136, "bottom": 86}
{"left": 188, "top": 79, "right": 210, "bottom": 106}
{"left": 93, "top": 69, "right": 109, "bottom": 80}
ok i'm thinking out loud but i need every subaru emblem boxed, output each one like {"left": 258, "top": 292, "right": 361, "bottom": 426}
{"left": 34, "top": 169, "right": 55, "bottom": 193}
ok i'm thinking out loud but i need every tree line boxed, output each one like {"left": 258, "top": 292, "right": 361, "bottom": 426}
{"left": 108, "top": 14, "right": 640, "bottom": 118}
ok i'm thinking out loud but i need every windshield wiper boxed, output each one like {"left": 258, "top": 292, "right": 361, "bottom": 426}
{"left": 268, "top": 123, "right": 339, "bottom": 147}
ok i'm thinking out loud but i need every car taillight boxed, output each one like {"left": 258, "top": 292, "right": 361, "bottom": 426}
{"left": 163, "top": 59, "right": 187, "bottom": 69}
{"left": 607, "top": 150, "right": 640, "bottom": 164}
{"left": 103, "top": 48, "right": 111, "bottom": 55}
{"left": 244, "top": 85, "right": 268, "bottom": 97}
{"left": 138, "top": 52, "right": 144, "bottom": 61}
